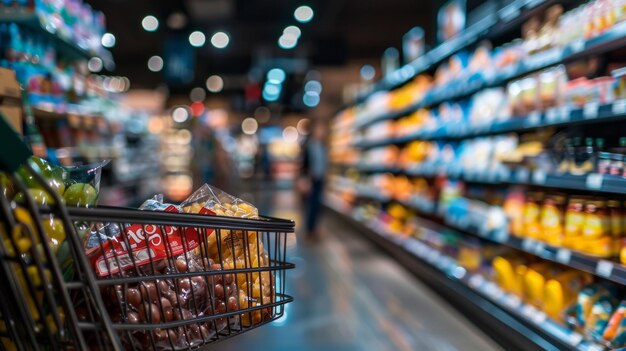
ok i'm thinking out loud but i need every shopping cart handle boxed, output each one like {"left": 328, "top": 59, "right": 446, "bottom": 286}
{"left": 0, "top": 113, "right": 32, "bottom": 172}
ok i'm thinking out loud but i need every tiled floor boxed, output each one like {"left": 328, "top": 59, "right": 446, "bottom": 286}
{"left": 213, "top": 187, "right": 501, "bottom": 351}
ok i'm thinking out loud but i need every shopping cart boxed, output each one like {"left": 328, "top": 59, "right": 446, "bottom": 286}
{"left": 0, "top": 161, "right": 295, "bottom": 350}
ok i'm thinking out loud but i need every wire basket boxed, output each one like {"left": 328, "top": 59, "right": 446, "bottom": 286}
{"left": 0, "top": 164, "right": 295, "bottom": 350}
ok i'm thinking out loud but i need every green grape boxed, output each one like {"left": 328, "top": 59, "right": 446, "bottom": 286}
{"left": 63, "top": 183, "right": 97, "bottom": 207}
{"left": 13, "top": 189, "right": 59, "bottom": 206}
{"left": 47, "top": 171, "right": 66, "bottom": 196}
{"left": 16, "top": 156, "right": 54, "bottom": 189}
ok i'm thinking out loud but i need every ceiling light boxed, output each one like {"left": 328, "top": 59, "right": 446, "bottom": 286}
{"left": 278, "top": 33, "right": 297, "bottom": 49}
{"left": 190, "top": 87, "right": 206, "bottom": 102}
{"left": 88, "top": 57, "right": 103, "bottom": 72}
{"left": 142, "top": 15, "right": 159, "bottom": 32}
{"left": 282, "top": 126, "right": 299, "bottom": 143}
{"left": 167, "top": 12, "right": 187, "bottom": 30}
{"left": 360, "top": 65, "right": 376, "bottom": 81}
{"left": 297, "top": 118, "right": 310, "bottom": 134}
{"left": 263, "top": 83, "right": 281, "bottom": 96}
{"left": 172, "top": 106, "right": 189, "bottom": 123}
{"left": 294, "top": 6, "right": 314, "bottom": 23}
{"left": 206, "top": 75, "right": 224, "bottom": 92}
{"left": 263, "top": 83, "right": 281, "bottom": 102}
{"left": 304, "top": 80, "right": 322, "bottom": 94}
{"left": 267, "top": 68, "right": 286, "bottom": 84}
{"left": 147, "top": 55, "right": 163, "bottom": 72}
{"left": 101, "top": 32, "right": 115, "bottom": 48}
{"left": 283, "top": 25, "right": 301, "bottom": 38}
{"left": 242, "top": 117, "right": 258, "bottom": 135}
{"left": 303, "top": 91, "right": 320, "bottom": 107}
{"left": 211, "top": 31, "right": 230, "bottom": 49}
{"left": 189, "top": 31, "right": 206, "bottom": 47}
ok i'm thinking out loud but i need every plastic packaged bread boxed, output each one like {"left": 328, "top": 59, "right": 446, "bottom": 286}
{"left": 180, "top": 184, "right": 273, "bottom": 327}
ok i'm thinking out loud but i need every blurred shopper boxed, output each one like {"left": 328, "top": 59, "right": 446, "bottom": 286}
{"left": 300, "top": 123, "right": 328, "bottom": 238}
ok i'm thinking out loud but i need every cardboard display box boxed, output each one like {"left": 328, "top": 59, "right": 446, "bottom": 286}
{"left": 0, "top": 67, "right": 23, "bottom": 134}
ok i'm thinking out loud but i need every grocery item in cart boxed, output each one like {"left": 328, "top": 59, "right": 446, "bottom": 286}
{"left": 97, "top": 251, "right": 239, "bottom": 350}
{"left": 181, "top": 184, "right": 274, "bottom": 327}
{"left": 83, "top": 196, "right": 200, "bottom": 276}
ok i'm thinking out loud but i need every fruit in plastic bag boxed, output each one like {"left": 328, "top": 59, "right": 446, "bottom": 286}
{"left": 63, "top": 183, "right": 97, "bottom": 207}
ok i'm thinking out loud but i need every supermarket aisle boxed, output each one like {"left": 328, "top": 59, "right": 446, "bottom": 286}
{"left": 215, "top": 186, "right": 501, "bottom": 351}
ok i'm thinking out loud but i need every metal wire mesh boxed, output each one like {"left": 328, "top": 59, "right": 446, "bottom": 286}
{"left": 0, "top": 165, "right": 295, "bottom": 350}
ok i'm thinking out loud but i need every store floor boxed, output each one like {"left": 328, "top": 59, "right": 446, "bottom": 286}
{"left": 213, "top": 186, "right": 501, "bottom": 351}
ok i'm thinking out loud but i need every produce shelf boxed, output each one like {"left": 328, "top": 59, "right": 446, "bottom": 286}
{"left": 326, "top": 202, "right": 606, "bottom": 351}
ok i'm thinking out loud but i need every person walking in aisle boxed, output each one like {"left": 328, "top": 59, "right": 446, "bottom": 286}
{"left": 300, "top": 122, "right": 328, "bottom": 239}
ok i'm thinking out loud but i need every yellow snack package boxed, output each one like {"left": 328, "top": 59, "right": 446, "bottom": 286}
{"left": 523, "top": 263, "right": 559, "bottom": 308}
{"left": 544, "top": 270, "right": 592, "bottom": 322}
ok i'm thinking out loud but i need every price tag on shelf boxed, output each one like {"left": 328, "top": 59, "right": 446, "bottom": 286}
{"left": 516, "top": 168, "right": 530, "bottom": 183}
{"left": 532, "top": 170, "right": 547, "bottom": 184}
{"left": 596, "top": 260, "right": 614, "bottom": 278}
{"left": 583, "top": 102, "right": 599, "bottom": 119}
{"left": 586, "top": 173, "right": 604, "bottom": 190}
{"left": 499, "top": 167, "right": 511, "bottom": 181}
{"left": 545, "top": 108, "right": 559, "bottom": 123}
{"left": 568, "top": 333, "right": 584, "bottom": 346}
{"left": 586, "top": 344, "right": 606, "bottom": 351}
{"left": 534, "top": 242, "right": 546, "bottom": 255}
{"left": 556, "top": 249, "right": 572, "bottom": 265}
{"left": 483, "top": 282, "right": 501, "bottom": 299}
{"left": 559, "top": 105, "right": 571, "bottom": 121}
{"left": 521, "top": 305, "right": 536, "bottom": 318}
{"left": 522, "top": 239, "right": 536, "bottom": 252}
{"left": 526, "top": 111, "right": 541, "bottom": 126}
{"left": 532, "top": 311, "right": 547, "bottom": 325}
{"left": 612, "top": 99, "right": 626, "bottom": 115}
{"left": 469, "top": 274, "right": 484, "bottom": 289}
{"left": 493, "top": 228, "right": 510, "bottom": 243}
{"left": 504, "top": 294, "right": 521, "bottom": 309}
{"left": 478, "top": 224, "right": 490, "bottom": 237}
{"left": 570, "top": 39, "right": 585, "bottom": 53}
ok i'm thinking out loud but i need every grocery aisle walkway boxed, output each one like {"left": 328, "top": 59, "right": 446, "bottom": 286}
{"left": 215, "top": 186, "right": 501, "bottom": 351}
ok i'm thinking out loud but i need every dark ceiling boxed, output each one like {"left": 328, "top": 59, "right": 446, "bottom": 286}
{"left": 85, "top": 0, "right": 439, "bottom": 93}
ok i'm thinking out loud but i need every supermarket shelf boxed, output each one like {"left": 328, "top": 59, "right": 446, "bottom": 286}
{"left": 326, "top": 203, "right": 604, "bottom": 351}
{"left": 354, "top": 22, "right": 626, "bottom": 130}
{"left": 0, "top": 10, "right": 113, "bottom": 65}
{"left": 354, "top": 162, "right": 626, "bottom": 195}
{"left": 350, "top": 184, "right": 626, "bottom": 287}
{"left": 442, "top": 211, "right": 626, "bottom": 287}
{"left": 353, "top": 101, "right": 626, "bottom": 149}
{"left": 350, "top": 0, "right": 552, "bottom": 106}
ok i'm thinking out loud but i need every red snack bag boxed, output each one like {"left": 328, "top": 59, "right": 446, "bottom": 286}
{"left": 86, "top": 199, "right": 202, "bottom": 277}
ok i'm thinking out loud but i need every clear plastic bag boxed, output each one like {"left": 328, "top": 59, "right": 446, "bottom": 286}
{"left": 180, "top": 184, "right": 274, "bottom": 326}
{"left": 180, "top": 184, "right": 259, "bottom": 218}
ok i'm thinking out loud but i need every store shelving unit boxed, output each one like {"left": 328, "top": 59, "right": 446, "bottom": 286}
{"left": 350, "top": 0, "right": 555, "bottom": 106}
{"left": 0, "top": 9, "right": 114, "bottom": 65}
{"left": 354, "top": 21, "right": 626, "bottom": 130}
{"left": 326, "top": 203, "right": 604, "bottom": 351}
{"left": 330, "top": 1, "right": 626, "bottom": 350}
{"left": 354, "top": 101, "right": 626, "bottom": 149}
